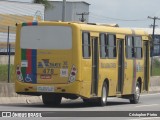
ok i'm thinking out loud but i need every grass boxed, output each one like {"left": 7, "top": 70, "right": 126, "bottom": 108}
{"left": 0, "top": 64, "right": 14, "bottom": 83}
{"left": 152, "top": 67, "right": 160, "bottom": 76}
{"left": 0, "top": 59, "right": 160, "bottom": 83}
{"left": 152, "top": 58, "right": 160, "bottom": 76}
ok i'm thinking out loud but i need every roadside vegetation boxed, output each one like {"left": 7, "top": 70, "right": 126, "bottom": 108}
{"left": 33, "top": 0, "right": 52, "bottom": 9}
{"left": 0, "top": 64, "right": 14, "bottom": 83}
{"left": 152, "top": 58, "right": 160, "bottom": 76}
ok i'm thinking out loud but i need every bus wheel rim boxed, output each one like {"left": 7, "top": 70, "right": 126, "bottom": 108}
{"left": 102, "top": 85, "right": 107, "bottom": 103}
{"left": 135, "top": 85, "right": 140, "bottom": 100}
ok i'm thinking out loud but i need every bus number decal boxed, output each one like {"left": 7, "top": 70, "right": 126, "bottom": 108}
{"left": 40, "top": 68, "right": 54, "bottom": 79}
{"left": 43, "top": 68, "right": 54, "bottom": 74}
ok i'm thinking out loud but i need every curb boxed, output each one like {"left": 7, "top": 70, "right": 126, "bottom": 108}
{"left": 0, "top": 96, "right": 42, "bottom": 105}
{"left": 0, "top": 96, "right": 76, "bottom": 105}
{"left": 149, "top": 86, "right": 160, "bottom": 93}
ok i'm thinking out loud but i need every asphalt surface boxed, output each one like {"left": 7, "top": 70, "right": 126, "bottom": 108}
{"left": 0, "top": 93, "right": 160, "bottom": 111}
{"left": 0, "top": 93, "right": 159, "bottom": 120}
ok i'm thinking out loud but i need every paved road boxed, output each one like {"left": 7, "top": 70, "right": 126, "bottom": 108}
{"left": 0, "top": 93, "right": 160, "bottom": 111}
{"left": 0, "top": 93, "right": 160, "bottom": 120}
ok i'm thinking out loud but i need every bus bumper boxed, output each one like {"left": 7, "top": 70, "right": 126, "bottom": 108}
{"left": 15, "top": 80, "right": 84, "bottom": 97}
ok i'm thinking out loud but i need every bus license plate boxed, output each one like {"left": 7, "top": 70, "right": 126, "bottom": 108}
{"left": 37, "top": 86, "right": 54, "bottom": 92}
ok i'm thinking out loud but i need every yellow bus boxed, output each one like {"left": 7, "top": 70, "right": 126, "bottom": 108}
{"left": 14, "top": 21, "right": 150, "bottom": 106}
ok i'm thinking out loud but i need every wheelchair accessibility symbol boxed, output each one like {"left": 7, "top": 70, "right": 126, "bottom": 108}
{"left": 25, "top": 74, "right": 32, "bottom": 82}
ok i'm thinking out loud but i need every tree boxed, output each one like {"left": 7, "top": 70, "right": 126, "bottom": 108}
{"left": 33, "top": 0, "right": 52, "bottom": 9}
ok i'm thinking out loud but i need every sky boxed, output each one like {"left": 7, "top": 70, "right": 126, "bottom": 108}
{"left": 6, "top": 0, "right": 160, "bottom": 28}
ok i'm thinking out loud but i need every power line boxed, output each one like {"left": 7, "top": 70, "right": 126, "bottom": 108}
{"left": 90, "top": 12, "right": 148, "bottom": 22}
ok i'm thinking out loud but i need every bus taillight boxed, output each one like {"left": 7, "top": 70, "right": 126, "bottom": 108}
{"left": 16, "top": 65, "right": 23, "bottom": 81}
{"left": 69, "top": 65, "right": 77, "bottom": 83}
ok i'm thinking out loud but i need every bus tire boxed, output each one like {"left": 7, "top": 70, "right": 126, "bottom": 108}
{"left": 42, "top": 94, "right": 62, "bottom": 106}
{"left": 83, "top": 98, "right": 92, "bottom": 105}
{"left": 130, "top": 82, "right": 140, "bottom": 104}
{"left": 97, "top": 82, "right": 108, "bottom": 106}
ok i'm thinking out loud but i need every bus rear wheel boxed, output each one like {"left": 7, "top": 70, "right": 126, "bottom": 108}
{"left": 96, "top": 82, "right": 108, "bottom": 106}
{"left": 130, "top": 82, "right": 140, "bottom": 104}
{"left": 82, "top": 98, "right": 92, "bottom": 105}
{"left": 42, "top": 94, "right": 62, "bottom": 106}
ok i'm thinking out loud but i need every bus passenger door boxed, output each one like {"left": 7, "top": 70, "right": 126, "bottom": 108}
{"left": 143, "top": 41, "right": 149, "bottom": 91}
{"left": 91, "top": 37, "right": 99, "bottom": 96}
{"left": 117, "top": 39, "right": 124, "bottom": 94}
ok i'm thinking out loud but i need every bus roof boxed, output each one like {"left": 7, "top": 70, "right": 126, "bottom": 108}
{"left": 76, "top": 23, "right": 149, "bottom": 36}
{"left": 19, "top": 21, "right": 149, "bottom": 37}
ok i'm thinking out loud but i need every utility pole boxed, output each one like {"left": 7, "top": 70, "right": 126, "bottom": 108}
{"left": 76, "top": 12, "right": 89, "bottom": 22}
{"left": 148, "top": 16, "right": 160, "bottom": 76}
{"left": 62, "top": 0, "right": 66, "bottom": 21}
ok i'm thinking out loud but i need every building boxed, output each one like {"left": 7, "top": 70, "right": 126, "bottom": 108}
{"left": 45, "top": 0, "right": 90, "bottom": 22}
{"left": 0, "top": 1, "right": 44, "bottom": 54}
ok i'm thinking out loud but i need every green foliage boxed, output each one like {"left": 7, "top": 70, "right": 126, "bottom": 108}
{"left": 152, "top": 58, "right": 160, "bottom": 76}
{"left": 153, "top": 58, "right": 160, "bottom": 66}
{"left": 0, "top": 64, "right": 14, "bottom": 83}
{"left": 33, "top": 0, "right": 52, "bottom": 9}
{"left": 152, "top": 67, "right": 160, "bottom": 76}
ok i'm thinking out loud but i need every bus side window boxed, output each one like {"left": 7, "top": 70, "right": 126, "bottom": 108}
{"left": 100, "top": 33, "right": 108, "bottom": 58}
{"left": 126, "top": 36, "right": 134, "bottom": 58}
{"left": 134, "top": 36, "right": 142, "bottom": 59}
{"left": 82, "top": 32, "right": 91, "bottom": 58}
{"left": 108, "top": 34, "right": 116, "bottom": 58}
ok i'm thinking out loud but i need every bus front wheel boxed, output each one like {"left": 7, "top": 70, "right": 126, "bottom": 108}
{"left": 42, "top": 94, "right": 62, "bottom": 106}
{"left": 130, "top": 82, "right": 140, "bottom": 104}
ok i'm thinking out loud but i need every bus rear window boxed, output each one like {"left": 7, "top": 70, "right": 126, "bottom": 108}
{"left": 20, "top": 26, "right": 72, "bottom": 50}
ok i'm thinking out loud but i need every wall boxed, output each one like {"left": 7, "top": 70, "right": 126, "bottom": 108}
{"left": 0, "top": 1, "right": 44, "bottom": 43}
{"left": 0, "top": 1, "right": 44, "bottom": 19}
{"left": 45, "top": 1, "right": 89, "bottom": 22}
{"left": 0, "top": 55, "right": 14, "bottom": 64}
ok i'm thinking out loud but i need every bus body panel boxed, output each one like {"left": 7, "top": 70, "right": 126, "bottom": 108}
{"left": 15, "top": 21, "right": 150, "bottom": 100}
